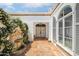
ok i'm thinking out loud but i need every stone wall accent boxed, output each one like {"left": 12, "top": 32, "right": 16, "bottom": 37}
{"left": 7, "top": 26, "right": 23, "bottom": 50}
{"left": 8, "top": 26, "right": 23, "bottom": 43}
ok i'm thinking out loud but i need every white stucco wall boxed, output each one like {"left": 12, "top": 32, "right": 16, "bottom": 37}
{"left": 11, "top": 16, "right": 52, "bottom": 41}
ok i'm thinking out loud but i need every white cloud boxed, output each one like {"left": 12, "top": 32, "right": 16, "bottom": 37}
{"left": 0, "top": 3, "right": 15, "bottom": 12}
{"left": 0, "top": 3, "right": 13, "bottom": 6}
{"left": 4, "top": 3, "right": 13, "bottom": 5}
{"left": 0, "top": 3, "right": 55, "bottom": 13}
{"left": 5, "top": 3, "right": 14, "bottom": 9}
{"left": 24, "top": 3, "right": 52, "bottom": 8}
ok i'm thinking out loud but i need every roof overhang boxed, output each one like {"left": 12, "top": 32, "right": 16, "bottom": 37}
{"left": 9, "top": 3, "right": 60, "bottom": 16}
{"left": 9, "top": 13, "right": 51, "bottom": 16}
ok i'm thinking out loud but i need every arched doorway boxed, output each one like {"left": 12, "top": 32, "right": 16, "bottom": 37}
{"left": 35, "top": 23, "right": 46, "bottom": 39}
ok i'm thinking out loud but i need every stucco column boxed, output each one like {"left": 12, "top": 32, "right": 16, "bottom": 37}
{"left": 48, "top": 17, "right": 53, "bottom": 42}
{"left": 28, "top": 22, "right": 34, "bottom": 42}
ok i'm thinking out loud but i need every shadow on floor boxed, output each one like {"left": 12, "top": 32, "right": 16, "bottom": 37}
{"left": 34, "top": 37, "right": 48, "bottom": 41}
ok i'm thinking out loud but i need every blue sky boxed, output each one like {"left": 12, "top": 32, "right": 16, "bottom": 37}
{"left": 0, "top": 3, "right": 54, "bottom": 13}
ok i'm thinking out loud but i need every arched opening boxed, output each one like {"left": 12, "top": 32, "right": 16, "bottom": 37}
{"left": 36, "top": 24, "right": 46, "bottom": 27}
{"left": 58, "top": 5, "right": 72, "bottom": 19}
{"left": 35, "top": 23, "right": 46, "bottom": 39}
{"left": 58, "top": 5, "right": 72, "bottom": 50}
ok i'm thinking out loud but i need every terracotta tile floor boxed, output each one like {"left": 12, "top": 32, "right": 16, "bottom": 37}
{"left": 25, "top": 39, "right": 70, "bottom": 56}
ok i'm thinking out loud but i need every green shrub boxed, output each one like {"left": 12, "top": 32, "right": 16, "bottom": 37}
{"left": 21, "top": 23, "right": 29, "bottom": 44}
{"left": 0, "top": 27, "right": 9, "bottom": 38}
{"left": 23, "top": 35, "right": 28, "bottom": 44}
{"left": 2, "top": 40, "right": 14, "bottom": 55}
{"left": 0, "top": 37, "right": 14, "bottom": 56}
{"left": 0, "top": 8, "right": 29, "bottom": 55}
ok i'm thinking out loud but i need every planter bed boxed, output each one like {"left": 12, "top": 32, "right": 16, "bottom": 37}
{"left": 11, "top": 43, "right": 31, "bottom": 56}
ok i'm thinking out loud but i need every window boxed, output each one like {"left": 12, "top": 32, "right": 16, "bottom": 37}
{"left": 58, "top": 5, "right": 72, "bottom": 19}
{"left": 65, "top": 15, "right": 72, "bottom": 27}
{"left": 64, "top": 15, "right": 72, "bottom": 49}
{"left": 58, "top": 5, "right": 72, "bottom": 50}
{"left": 64, "top": 6, "right": 72, "bottom": 15}
{"left": 59, "top": 20, "right": 63, "bottom": 44}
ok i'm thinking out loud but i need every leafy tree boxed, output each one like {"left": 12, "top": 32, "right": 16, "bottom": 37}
{"left": 0, "top": 8, "right": 29, "bottom": 55}
{"left": 0, "top": 8, "right": 14, "bottom": 55}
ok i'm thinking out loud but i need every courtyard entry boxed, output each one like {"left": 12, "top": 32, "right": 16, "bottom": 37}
{"left": 25, "top": 40, "right": 70, "bottom": 56}
{"left": 35, "top": 23, "right": 46, "bottom": 39}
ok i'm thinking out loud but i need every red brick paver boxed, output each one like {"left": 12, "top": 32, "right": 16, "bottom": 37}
{"left": 25, "top": 39, "right": 69, "bottom": 56}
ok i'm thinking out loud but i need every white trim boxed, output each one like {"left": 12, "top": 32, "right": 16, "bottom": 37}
{"left": 58, "top": 12, "right": 72, "bottom": 21}
{"left": 57, "top": 21, "right": 59, "bottom": 43}
{"left": 65, "top": 37, "right": 72, "bottom": 39}
{"left": 56, "top": 42, "right": 74, "bottom": 55}
{"left": 63, "top": 13, "right": 65, "bottom": 46}
{"left": 76, "top": 23, "right": 79, "bottom": 25}
{"left": 72, "top": 4, "right": 76, "bottom": 55}
{"left": 65, "top": 26, "right": 72, "bottom": 28}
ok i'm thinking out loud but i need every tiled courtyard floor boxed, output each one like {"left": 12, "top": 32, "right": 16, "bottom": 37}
{"left": 25, "top": 39, "right": 70, "bottom": 56}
